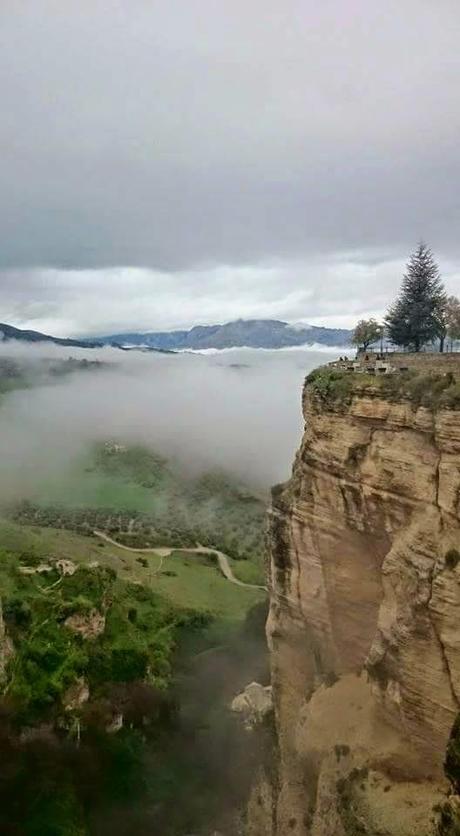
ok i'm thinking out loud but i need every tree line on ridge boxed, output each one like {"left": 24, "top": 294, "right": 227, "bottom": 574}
{"left": 352, "top": 243, "right": 460, "bottom": 353}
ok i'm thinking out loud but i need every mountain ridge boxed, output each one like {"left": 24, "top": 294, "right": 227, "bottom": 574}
{"left": 0, "top": 323, "right": 173, "bottom": 353}
{"left": 0, "top": 322, "right": 102, "bottom": 349}
{"left": 97, "top": 319, "right": 351, "bottom": 350}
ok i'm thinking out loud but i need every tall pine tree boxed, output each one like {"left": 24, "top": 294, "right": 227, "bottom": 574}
{"left": 385, "top": 243, "right": 446, "bottom": 351}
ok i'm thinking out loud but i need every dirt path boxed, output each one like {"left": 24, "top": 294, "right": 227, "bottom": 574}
{"left": 93, "top": 530, "right": 267, "bottom": 592}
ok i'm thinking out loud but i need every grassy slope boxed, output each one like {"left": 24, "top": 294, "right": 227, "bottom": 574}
{"left": 0, "top": 519, "right": 264, "bottom": 621}
{"left": 0, "top": 518, "right": 268, "bottom": 836}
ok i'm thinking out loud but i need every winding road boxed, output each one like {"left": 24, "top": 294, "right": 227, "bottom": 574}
{"left": 93, "top": 530, "right": 267, "bottom": 592}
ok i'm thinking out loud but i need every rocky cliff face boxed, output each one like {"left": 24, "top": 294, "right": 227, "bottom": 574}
{"left": 250, "top": 372, "right": 460, "bottom": 836}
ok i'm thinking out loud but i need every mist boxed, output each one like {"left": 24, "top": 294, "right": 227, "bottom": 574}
{"left": 0, "top": 343, "right": 339, "bottom": 502}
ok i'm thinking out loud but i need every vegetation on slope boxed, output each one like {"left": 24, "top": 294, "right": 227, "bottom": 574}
{"left": 0, "top": 518, "right": 264, "bottom": 620}
{"left": 0, "top": 520, "right": 267, "bottom": 835}
{"left": 2, "top": 560, "right": 181, "bottom": 727}
{"left": 0, "top": 549, "right": 181, "bottom": 833}
{"left": 305, "top": 367, "right": 354, "bottom": 407}
{"left": 306, "top": 366, "right": 460, "bottom": 411}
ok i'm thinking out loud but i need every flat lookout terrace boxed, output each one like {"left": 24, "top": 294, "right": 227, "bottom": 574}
{"left": 329, "top": 351, "right": 460, "bottom": 376}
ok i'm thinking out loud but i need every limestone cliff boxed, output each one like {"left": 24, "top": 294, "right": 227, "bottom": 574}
{"left": 251, "top": 368, "right": 460, "bottom": 836}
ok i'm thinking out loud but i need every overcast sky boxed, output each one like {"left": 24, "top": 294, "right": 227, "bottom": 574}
{"left": 1, "top": 0, "right": 460, "bottom": 336}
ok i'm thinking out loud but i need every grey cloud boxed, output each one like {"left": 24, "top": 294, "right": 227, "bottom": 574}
{"left": 2, "top": 251, "right": 460, "bottom": 336}
{"left": 1, "top": 0, "right": 460, "bottom": 273}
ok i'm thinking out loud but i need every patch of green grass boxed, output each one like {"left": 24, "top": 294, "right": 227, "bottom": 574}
{"left": 0, "top": 518, "right": 108, "bottom": 564}
{"left": 38, "top": 469, "right": 157, "bottom": 513}
{"left": 95, "top": 444, "right": 172, "bottom": 489}
{"left": 154, "top": 551, "right": 264, "bottom": 619}
{"left": 230, "top": 557, "right": 265, "bottom": 585}
{"left": 35, "top": 444, "right": 175, "bottom": 512}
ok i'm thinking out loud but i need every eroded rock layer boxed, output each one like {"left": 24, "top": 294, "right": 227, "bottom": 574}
{"left": 255, "top": 378, "right": 460, "bottom": 836}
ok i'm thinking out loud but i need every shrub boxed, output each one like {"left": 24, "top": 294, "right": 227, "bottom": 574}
{"left": 445, "top": 714, "right": 460, "bottom": 791}
{"left": 4, "top": 597, "right": 32, "bottom": 628}
{"left": 440, "top": 382, "right": 460, "bottom": 409}
{"left": 306, "top": 368, "right": 353, "bottom": 408}
{"left": 445, "top": 549, "right": 460, "bottom": 570}
{"left": 17, "top": 550, "right": 42, "bottom": 567}
{"left": 324, "top": 670, "right": 339, "bottom": 687}
{"left": 110, "top": 647, "right": 149, "bottom": 682}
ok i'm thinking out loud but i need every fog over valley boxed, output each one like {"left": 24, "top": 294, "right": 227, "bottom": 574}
{"left": 0, "top": 344, "right": 337, "bottom": 501}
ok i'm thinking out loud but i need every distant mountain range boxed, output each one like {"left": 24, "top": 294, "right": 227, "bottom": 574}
{"left": 0, "top": 319, "right": 351, "bottom": 353}
{"left": 97, "top": 319, "right": 351, "bottom": 350}
{"left": 0, "top": 323, "right": 173, "bottom": 353}
{"left": 0, "top": 323, "right": 102, "bottom": 349}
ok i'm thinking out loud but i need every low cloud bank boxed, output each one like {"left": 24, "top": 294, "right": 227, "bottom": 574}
{"left": 0, "top": 343, "right": 339, "bottom": 501}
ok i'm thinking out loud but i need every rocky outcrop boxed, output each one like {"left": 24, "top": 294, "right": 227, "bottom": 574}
{"left": 257, "top": 374, "right": 460, "bottom": 836}
{"left": 63, "top": 677, "right": 90, "bottom": 712}
{"left": 64, "top": 609, "right": 105, "bottom": 640}
{"left": 231, "top": 682, "right": 273, "bottom": 729}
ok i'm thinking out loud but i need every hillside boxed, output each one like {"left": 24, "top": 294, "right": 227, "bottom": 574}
{"left": 97, "top": 319, "right": 351, "bottom": 350}
{"left": 0, "top": 518, "right": 266, "bottom": 834}
{"left": 0, "top": 322, "right": 102, "bottom": 348}
{"left": 0, "top": 323, "right": 177, "bottom": 354}
{"left": 0, "top": 439, "right": 268, "bottom": 834}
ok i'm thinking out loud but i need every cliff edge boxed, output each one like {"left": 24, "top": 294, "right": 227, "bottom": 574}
{"left": 250, "top": 364, "right": 460, "bottom": 836}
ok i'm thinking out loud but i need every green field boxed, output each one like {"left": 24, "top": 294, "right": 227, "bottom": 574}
{"left": 0, "top": 518, "right": 264, "bottom": 621}
{"left": 40, "top": 468, "right": 158, "bottom": 512}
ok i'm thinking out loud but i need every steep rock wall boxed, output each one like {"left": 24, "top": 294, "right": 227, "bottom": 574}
{"left": 256, "top": 378, "right": 460, "bottom": 836}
